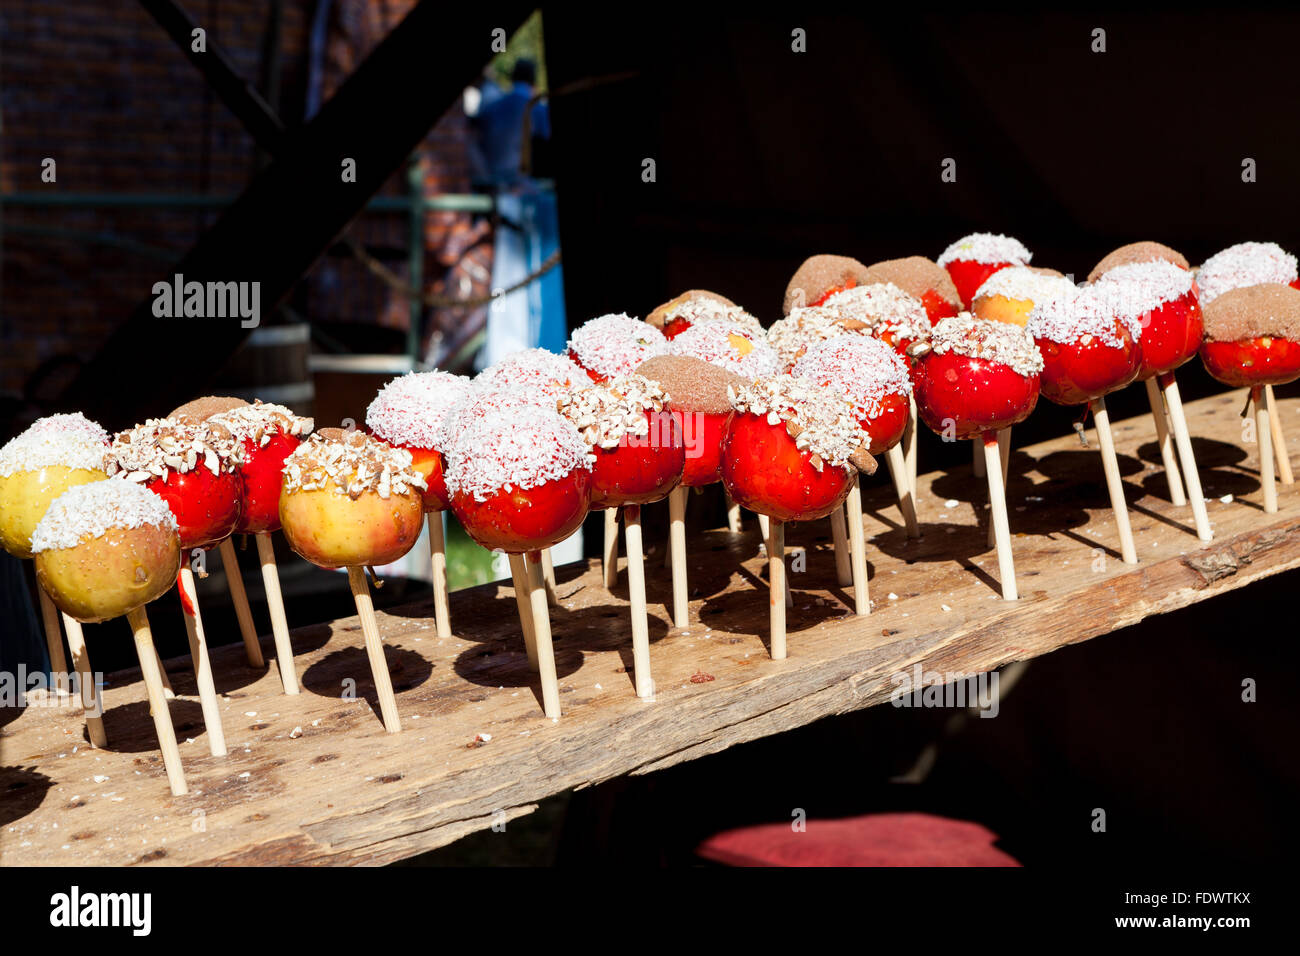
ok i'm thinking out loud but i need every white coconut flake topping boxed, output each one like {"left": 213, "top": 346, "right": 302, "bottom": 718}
{"left": 31, "top": 479, "right": 177, "bottom": 554}
{"left": 366, "top": 371, "right": 472, "bottom": 452}
{"left": 1197, "top": 242, "right": 1299, "bottom": 304}
{"left": 928, "top": 313, "right": 1044, "bottom": 377}
{"left": 105, "top": 418, "right": 244, "bottom": 482}
{"left": 1028, "top": 284, "right": 1143, "bottom": 348}
{"left": 281, "top": 432, "right": 426, "bottom": 499}
{"left": 822, "top": 282, "right": 931, "bottom": 343}
{"left": 727, "top": 376, "right": 868, "bottom": 471}
{"left": 664, "top": 297, "right": 764, "bottom": 334}
{"left": 792, "top": 337, "right": 913, "bottom": 420}
{"left": 476, "top": 348, "right": 586, "bottom": 394}
{"left": 567, "top": 313, "right": 668, "bottom": 379}
{"left": 434, "top": 384, "right": 559, "bottom": 454}
{"left": 444, "top": 404, "right": 593, "bottom": 502}
{"left": 0, "top": 414, "right": 109, "bottom": 477}
{"left": 669, "top": 322, "right": 780, "bottom": 378}
{"left": 1091, "top": 259, "right": 1194, "bottom": 319}
{"left": 558, "top": 375, "right": 667, "bottom": 449}
{"left": 937, "top": 233, "right": 1032, "bottom": 267}
{"left": 209, "top": 400, "right": 314, "bottom": 447}
{"left": 973, "top": 266, "right": 1076, "bottom": 305}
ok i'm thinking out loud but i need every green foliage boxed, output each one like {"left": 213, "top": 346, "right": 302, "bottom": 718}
{"left": 488, "top": 10, "right": 547, "bottom": 93}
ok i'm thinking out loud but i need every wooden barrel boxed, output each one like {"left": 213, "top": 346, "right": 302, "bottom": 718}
{"left": 213, "top": 323, "right": 314, "bottom": 419}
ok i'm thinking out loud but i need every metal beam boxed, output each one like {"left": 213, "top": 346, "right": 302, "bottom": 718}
{"left": 62, "top": 1, "right": 530, "bottom": 427}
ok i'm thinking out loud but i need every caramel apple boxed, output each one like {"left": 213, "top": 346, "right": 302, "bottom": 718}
{"left": 366, "top": 372, "right": 471, "bottom": 514}
{"left": 782, "top": 254, "right": 872, "bottom": 314}
{"left": 1087, "top": 240, "right": 1189, "bottom": 283}
{"left": 669, "top": 320, "right": 781, "bottom": 379}
{"left": 558, "top": 375, "right": 684, "bottom": 509}
{"left": 105, "top": 417, "right": 245, "bottom": 551}
{"left": 1028, "top": 283, "right": 1142, "bottom": 407}
{"left": 721, "top": 376, "right": 876, "bottom": 655}
{"left": 567, "top": 313, "right": 669, "bottom": 382}
{"left": 32, "top": 479, "right": 180, "bottom": 623}
{"left": 558, "top": 376, "right": 684, "bottom": 698}
{"left": 937, "top": 233, "right": 1032, "bottom": 308}
{"left": 646, "top": 290, "right": 761, "bottom": 340}
{"left": 1200, "top": 284, "right": 1300, "bottom": 389}
{"left": 445, "top": 403, "right": 594, "bottom": 719}
{"left": 863, "top": 256, "right": 962, "bottom": 325}
{"left": 32, "top": 478, "right": 188, "bottom": 793}
{"left": 206, "top": 400, "right": 315, "bottom": 532}
{"left": 792, "top": 334, "right": 919, "bottom": 545}
{"left": 0, "top": 413, "right": 109, "bottom": 560}
{"left": 280, "top": 430, "right": 426, "bottom": 570}
{"left": 912, "top": 314, "right": 1042, "bottom": 440}
{"left": 721, "top": 377, "right": 876, "bottom": 523}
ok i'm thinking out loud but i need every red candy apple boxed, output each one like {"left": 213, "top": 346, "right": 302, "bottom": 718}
{"left": 939, "top": 233, "right": 1033, "bottom": 308}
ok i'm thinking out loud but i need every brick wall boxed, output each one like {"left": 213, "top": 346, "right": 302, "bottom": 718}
{"left": 0, "top": 0, "right": 491, "bottom": 410}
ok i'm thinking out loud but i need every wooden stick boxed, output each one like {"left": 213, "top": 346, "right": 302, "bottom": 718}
{"left": 541, "top": 549, "right": 559, "bottom": 607}
{"left": 905, "top": 395, "right": 919, "bottom": 502}
{"left": 1159, "top": 373, "right": 1213, "bottom": 541}
{"left": 983, "top": 433, "right": 1018, "bottom": 600}
{"left": 1265, "top": 384, "right": 1294, "bottom": 485}
{"left": 667, "top": 486, "right": 688, "bottom": 627}
{"left": 218, "top": 538, "right": 264, "bottom": 668}
{"left": 525, "top": 551, "right": 562, "bottom": 719}
{"left": 178, "top": 565, "right": 228, "bottom": 757}
{"left": 972, "top": 438, "right": 986, "bottom": 478}
{"left": 155, "top": 643, "right": 174, "bottom": 699}
{"left": 829, "top": 504, "right": 852, "bottom": 586}
{"left": 506, "top": 553, "right": 538, "bottom": 669}
{"left": 726, "top": 495, "right": 742, "bottom": 533}
{"left": 427, "top": 512, "right": 452, "bottom": 638}
{"left": 256, "top": 533, "right": 299, "bottom": 695}
{"left": 623, "top": 505, "right": 654, "bottom": 699}
{"left": 845, "top": 477, "right": 869, "bottom": 616}
{"left": 604, "top": 508, "right": 620, "bottom": 586}
{"left": 346, "top": 566, "right": 401, "bottom": 733}
{"left": 127, "top": 606, "right": 187, "bottom": 796}
{"left": 885, "top": 444, "right": 920, "bottom": 538}
{"left": 757, "top": 512, "right": 770, "bottom": 541}
{"left": 1093, "top": 396, "right": 1139, "bottom": 564}
{"left": 767, "top": 518, "right": 787, "bottom": 659}
{"left": 1145, "top": 377, "right": 1187, "bottom": 506}
{"left": 1254, "top": 386, "right": 1278, "bottom": 513}
{"left": 987, "top": 428, "right": 1013, "bottom": 548}
{"left": 61, "top": 614, "right": 106, "bottom": 748}
{"left": 36, "top": 586, "right": 68, "bottom": 692}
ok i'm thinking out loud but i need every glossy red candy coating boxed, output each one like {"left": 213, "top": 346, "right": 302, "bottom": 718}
{"left": 451, "top": 470, "right": 592, "bottom": 554}
{"left": 912, "top": 351, "right": 1039, "bottom": 440}
{"left": 1200, "top": 337, "right": 1300, "bottom": 388}
{"left": 920, "top": 289, "right": 960, "bottom": 325}
{"left": 662, "top": 316, "right": 692, "bottom": 339}
{"left": 145, "top": 468, "right": 242, "bottom": 551}
{"left": 857, "top": 392, "right": 911, "bottom": 454}
{"left": 809, "top": 281, "right": 855, "bottom": 308}
{"left": 1035, "top": 322, "right": 1141, "bottom": 406}
{"left": 945, "top": 259, "right": 1011, "bottom": 308}
{"left": 1292, "top": 279, "right": 1300, "bottom": 292}
{"left": 672, "top": 409, "right": 730, "bottom": 487}
{"left": 568, "top": 350, "right": 606, "bottom": 383}
{"left": 1135, "top": 291, "right": 1203, "bottom": 380}
{"left": 235, "top": 431, "right": 301, "bottom": 532}
{"left": 720, "top": 412, "right": 855, "bottom": 522}
{"left": 590, "top": 410, "right": 684, "bottom": 508}
{"left": 393, "top": 444, "right": 450, "bottom": 513}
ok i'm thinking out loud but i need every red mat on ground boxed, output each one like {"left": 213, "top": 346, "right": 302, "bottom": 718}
{"left": 696, "top": 812, "right": 1021, "bottom": 867}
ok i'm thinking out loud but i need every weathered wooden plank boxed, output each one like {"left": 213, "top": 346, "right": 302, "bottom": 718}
{"left": 2, "top": 388, "right": 1298, "bottom": 866}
